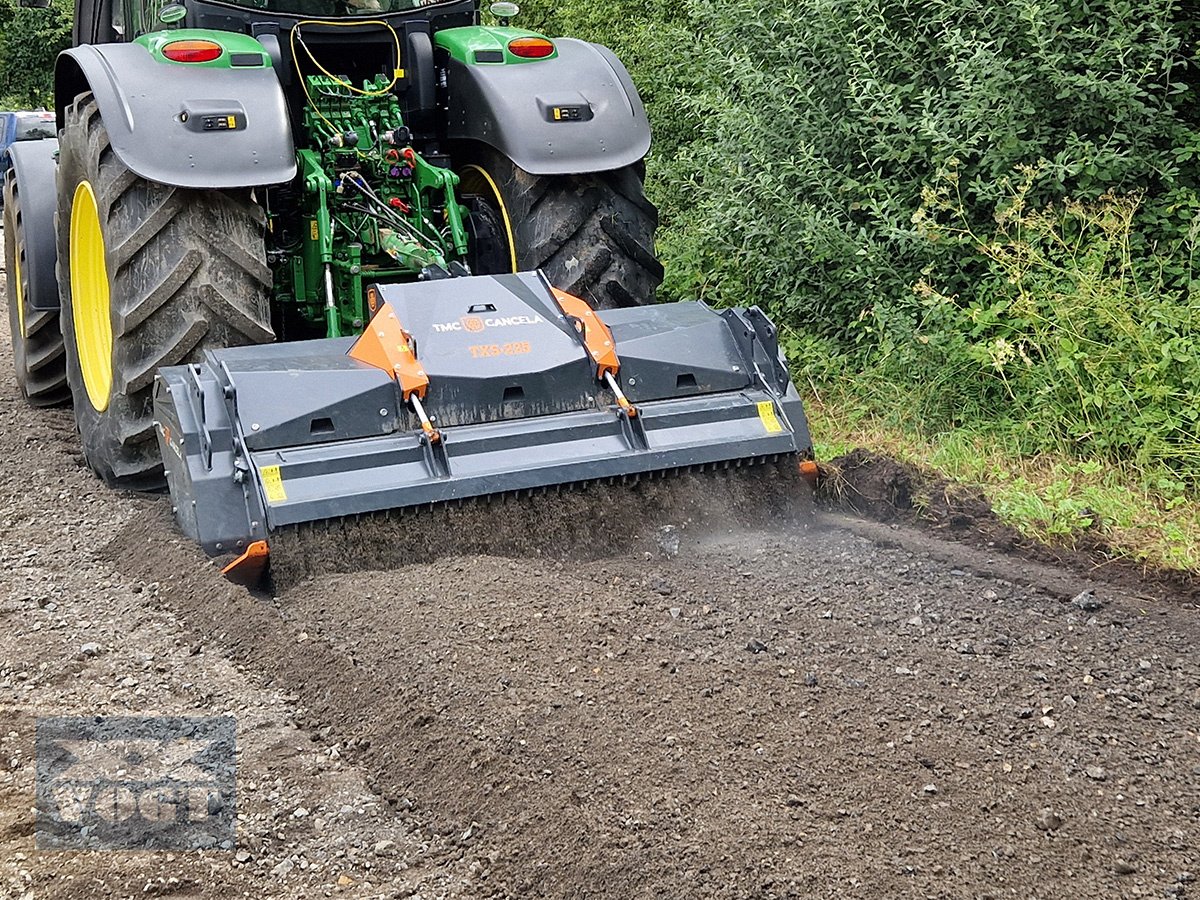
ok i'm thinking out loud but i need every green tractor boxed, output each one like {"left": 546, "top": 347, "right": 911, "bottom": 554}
{"left": 4, "top": 0, "right": 813, "bottom": 572}
{"left": 4, "top": 0, "right": 661, "bottom": 487}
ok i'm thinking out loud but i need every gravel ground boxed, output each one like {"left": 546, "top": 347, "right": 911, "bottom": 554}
{"left": 1, "top": 270, "right": 1198, "bottom": 899}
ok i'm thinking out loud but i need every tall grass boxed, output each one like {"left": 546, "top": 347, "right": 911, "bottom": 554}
{"left": 908, "top": 166, "right": 1199, "bottom": 485}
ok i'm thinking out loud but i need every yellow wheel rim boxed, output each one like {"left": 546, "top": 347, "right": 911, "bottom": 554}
{"left": 460, "top": 164, "right": 518, "bottom": 273}
{"left": 13, "top": 238, "right": 25, "bottom": 339}
{"left": 69, "top": 181, "right": 113, "bottom": 412}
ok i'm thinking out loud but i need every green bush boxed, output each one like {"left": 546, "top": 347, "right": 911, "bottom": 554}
{"left": 910, "top": 166, "right": 1199, "bottom": 481}
{"left": 665, "top": 0, "right": 1196, "bottom": 330}
{"left": 525, "top": 0, "right": 1199, "bottom": 480}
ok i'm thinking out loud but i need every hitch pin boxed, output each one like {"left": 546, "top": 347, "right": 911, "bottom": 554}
{"left": 604, "top": 371, "right": 638, "bottom": 418}
{"left": 324, "top": 264, "right": 336, "bottom": 311}
{"left": 409, "top": 392, "right": 441, "bottom": 443}
{"left": 323, "top": 264, "right": 340, "bottom": 338}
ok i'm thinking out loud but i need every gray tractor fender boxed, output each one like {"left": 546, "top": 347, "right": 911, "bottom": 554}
{"left": 4, "top": 139, "right": 61, "bottom": 311}
{"left": 444, "top": 38, "right": 651, "bottom": 176}
{"left": 55, "top": 44, "right": 297, "bottom": 190}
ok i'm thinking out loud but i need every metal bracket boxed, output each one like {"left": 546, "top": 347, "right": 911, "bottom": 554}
{"left": 617, "top": 402, "right": 649, "bottom": 451}
{"left": 743, "top": 306, "right": 790, "bottom": 393}
{"left": 420, "top": 429, "right": 452, "bottom": 478}
{"left": 184, "top": 363, "right": 214, "bottom": 471}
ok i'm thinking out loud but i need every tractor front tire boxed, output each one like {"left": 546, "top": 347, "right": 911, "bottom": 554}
{"left": 458, "top": 148, "right": 663, "bottom": 309}
{"left": 4, "top": 169, "right": 69, "bottom": 406}
{"left": 56, "top": 93, "right": 274, "bottom": 489}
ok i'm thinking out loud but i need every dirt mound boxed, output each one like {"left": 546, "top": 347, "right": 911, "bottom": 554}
{"left": 820, "top": 447, "right": 1200, "bottom": 602}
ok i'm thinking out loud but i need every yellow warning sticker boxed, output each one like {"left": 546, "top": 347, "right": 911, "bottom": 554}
{"left": 309, "top": 219, "right": 319, "bottom": 241}
{"left": 757, "top": 400, "right": 783, "bottom": 434}
{"left": 260, "top": 465, "right": 288, "bottom": 504}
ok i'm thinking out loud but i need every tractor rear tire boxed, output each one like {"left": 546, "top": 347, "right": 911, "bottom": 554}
{"left": 56, "top": 93, "right": 274, "bottom": 489}
{"left": 457, "top": 147, "right": 663, "bottom": 309}
{"left": 4, "top": 169, "right": 69, "bottom": 406}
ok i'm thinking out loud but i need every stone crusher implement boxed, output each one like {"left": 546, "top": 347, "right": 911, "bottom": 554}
{"left": 153, "top": 271, "right": 814, "bottom": 580}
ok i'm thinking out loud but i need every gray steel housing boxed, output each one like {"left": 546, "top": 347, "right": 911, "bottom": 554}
{"left": 154, "top": 273, "right": 812, "bottom": 555}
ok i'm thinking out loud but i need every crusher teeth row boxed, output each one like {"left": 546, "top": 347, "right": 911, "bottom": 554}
{"left": 264, "top": 454, "right": 813, "bottom": 590}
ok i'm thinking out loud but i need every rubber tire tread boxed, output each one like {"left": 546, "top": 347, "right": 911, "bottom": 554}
{"left": 4, "top": 169, "right": 70, "bottom": 406}
{"left": 461, "top": 147, "right": 662, "bottom": 309}
{"left": 56, "top": 93, "right": 274, "bottom": 489}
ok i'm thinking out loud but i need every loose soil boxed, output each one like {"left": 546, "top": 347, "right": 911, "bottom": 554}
{"left": 2, "top": 271, "right": 1198, "bottom": 899}
{"left": 822, "top": 447, "right": 1200, "bottom": 603}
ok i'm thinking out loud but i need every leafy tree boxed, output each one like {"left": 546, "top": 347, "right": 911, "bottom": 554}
{"left": 0, "top": 0, "right": 71, "bottom": 108}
